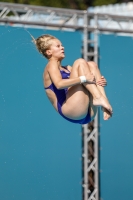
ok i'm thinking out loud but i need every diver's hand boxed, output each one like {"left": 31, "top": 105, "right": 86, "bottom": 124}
{"left": 97, "top": 76, "right": 107, "bottom": 87}
{"left": 86, "top": 73, "right": 96, "bottom": 84}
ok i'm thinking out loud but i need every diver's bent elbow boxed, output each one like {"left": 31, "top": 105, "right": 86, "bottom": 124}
{"left": 56, "top": 83, "right": 61, "bottom": 90}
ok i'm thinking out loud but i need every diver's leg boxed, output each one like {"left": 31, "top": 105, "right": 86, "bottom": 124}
{"left": 70, "top": 59, "right": 112, "bottom": 114}
{"left": 87, "top": 61, "right": 112, "bottom": 120}
{"left": 87, "top": 61, "right": 107, "bottom": 98}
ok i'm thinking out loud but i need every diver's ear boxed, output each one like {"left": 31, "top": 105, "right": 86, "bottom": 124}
{"left": 46, "top": 49, "right": 52, "bottom": 56}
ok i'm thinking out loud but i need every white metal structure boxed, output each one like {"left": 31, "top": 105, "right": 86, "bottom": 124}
{"left": 89, "top": 2, "right": 133, "bottom": 16}
{"left": 0, "top": 2, "right": 133, "bottom": 200}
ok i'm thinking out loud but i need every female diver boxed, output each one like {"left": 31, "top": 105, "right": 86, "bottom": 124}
{"left": 33, "top": 34, "right": 113, "bottom": 124}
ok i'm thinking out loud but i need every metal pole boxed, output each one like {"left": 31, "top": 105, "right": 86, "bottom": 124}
{"left": 93, "top": 14, "right": 99, "bottom": 200}
{"left": 83, "top": 11, "right": 88, "bottom": 200}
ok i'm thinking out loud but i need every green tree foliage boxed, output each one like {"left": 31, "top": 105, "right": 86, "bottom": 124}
{"left": 93, "top": 0, "right": 117, "bottom": 6}
{"left": 0, "top": 0, "right": 132, "bottom": 10}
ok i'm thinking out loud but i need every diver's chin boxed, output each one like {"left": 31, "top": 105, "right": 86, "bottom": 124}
{"left": 60, "top": 55, "right": 65, "bottom": 60}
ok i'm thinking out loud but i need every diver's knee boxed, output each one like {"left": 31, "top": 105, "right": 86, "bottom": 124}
{"left": 88, "top": 61, "right": 98, "bottom": 70}
{"left": 74, "top": 58, "right": 87, "bottom": 66}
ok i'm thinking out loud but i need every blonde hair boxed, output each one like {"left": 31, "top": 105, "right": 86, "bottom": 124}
{"left": 33, "top": 34, "right": 57, "bottom": 58}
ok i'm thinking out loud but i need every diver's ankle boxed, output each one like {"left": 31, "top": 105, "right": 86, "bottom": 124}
{"left": 93, "top": 93, "right": 102, "bottom": 100}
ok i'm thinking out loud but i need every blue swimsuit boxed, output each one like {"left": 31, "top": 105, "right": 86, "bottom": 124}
{"left": 45, "top": 68, "right": 91, "bottom": 124}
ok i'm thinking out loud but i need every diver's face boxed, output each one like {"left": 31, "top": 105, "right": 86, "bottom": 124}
{"left": 48, "top": 39, "right": 65, "bottom": 60}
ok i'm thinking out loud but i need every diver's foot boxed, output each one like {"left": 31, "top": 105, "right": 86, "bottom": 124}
{"left": 93, "top": 95, "right": 113, "bottom": 115}
{"left": 101, "top": 107, "right": 112, "bottom": 120}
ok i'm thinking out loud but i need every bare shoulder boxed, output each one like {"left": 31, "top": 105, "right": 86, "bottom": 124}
{"left": 43, "top": 61, "right": 58, "bottom": 78}
{"left": 46, "top": 61, "right": 59, "bottom": 73}
{"left": 43, "top": 61, "right": 56, "bottom": 78}
{"left": 43, "top": 64, "right": 49, "bottom": 82}
{"left": 43, "top": 63, "right": 49, "bottom": 77}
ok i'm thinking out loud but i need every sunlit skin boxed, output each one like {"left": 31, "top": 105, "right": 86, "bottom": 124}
{"left": 43, "top": 39, "right": 112, "bottom": 121}
{"left": 46, "top": 39, "right": 65, "bottom": 61}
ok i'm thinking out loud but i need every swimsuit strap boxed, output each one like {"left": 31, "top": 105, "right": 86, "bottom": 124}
{"left": 44, "top": 84, "right": 54, "bottom": 90}
{"left": 61, "top": 65, "right": 70, "bottom": 71}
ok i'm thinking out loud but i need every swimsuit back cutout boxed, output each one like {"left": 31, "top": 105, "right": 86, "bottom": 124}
{"left": 45, "top": 66, "right": 91, "bottom": 124}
